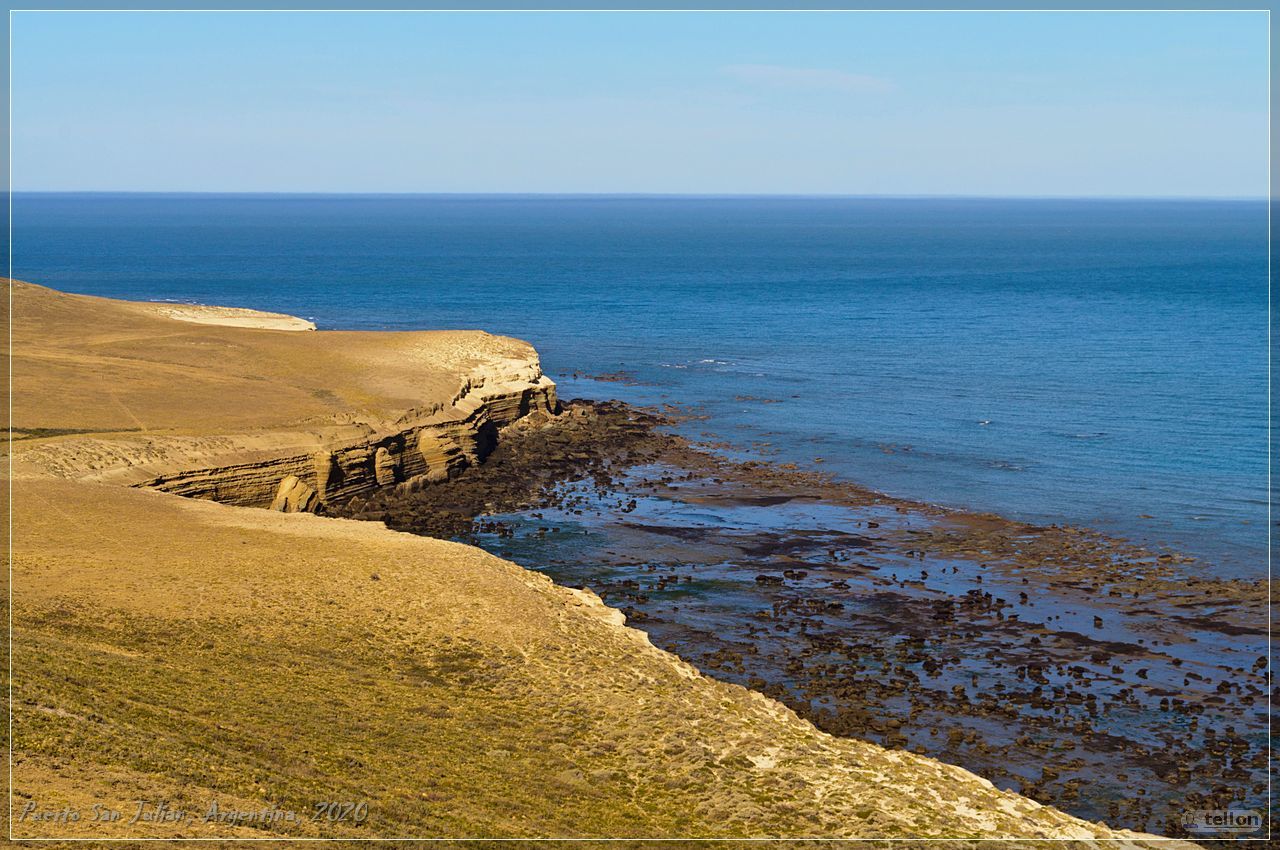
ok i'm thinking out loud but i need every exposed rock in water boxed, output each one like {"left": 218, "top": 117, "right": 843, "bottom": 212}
{"left": 332, "top": 396, "right": 1269, "bottom": 839}
{"left": 329, "top": 399, "right": 674, "bottom": 536}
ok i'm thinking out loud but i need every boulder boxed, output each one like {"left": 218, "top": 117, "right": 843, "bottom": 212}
{"left": 269, "top": 475, "right": 319, "bottom": 513}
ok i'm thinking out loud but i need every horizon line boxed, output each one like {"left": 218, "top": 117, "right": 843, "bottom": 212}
{"left": 6, "top": 190, "right": 1271, "bottom": 202}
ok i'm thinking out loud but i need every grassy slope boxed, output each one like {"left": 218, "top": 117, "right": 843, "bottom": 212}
{"left": 13, "top": 478, "right": 1158, "bottom": 841}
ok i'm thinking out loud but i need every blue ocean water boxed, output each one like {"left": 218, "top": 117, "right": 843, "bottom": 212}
{"left": 10, "top": 194, "right": 1269, "bottom": 577}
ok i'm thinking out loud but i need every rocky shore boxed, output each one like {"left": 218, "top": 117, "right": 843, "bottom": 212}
{"left": 332, "top": 398, "right": 1270, "bottom": 838}
{"left": 8, "top": 280, "right": 1209, "bottom": 842}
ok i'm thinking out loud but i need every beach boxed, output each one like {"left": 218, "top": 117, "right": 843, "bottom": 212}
{"left": 7, "top": 279, "right": 1204, "bottom": 842}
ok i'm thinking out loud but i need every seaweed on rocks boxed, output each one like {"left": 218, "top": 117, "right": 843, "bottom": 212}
{"left": 330, "top": 397, "right": 1270, "bottom": 838}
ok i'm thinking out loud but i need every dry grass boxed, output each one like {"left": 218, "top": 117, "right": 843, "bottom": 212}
{"left": 10, "top": 279, "right": 536, "bottom": 433}
{"left": 9, "top": 479, "right": 1186, "bottom": 841}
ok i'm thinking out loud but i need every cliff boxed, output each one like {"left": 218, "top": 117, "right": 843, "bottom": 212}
{"left": 10, "top": 280, "right": 557, "bottom": 508}
{"left": 5, "top": 281, "right": 1197, "bottom": 844}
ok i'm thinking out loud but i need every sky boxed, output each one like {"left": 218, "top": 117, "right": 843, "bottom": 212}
{"left": 8, "top": 10, "right": 1271, "bottom": 197}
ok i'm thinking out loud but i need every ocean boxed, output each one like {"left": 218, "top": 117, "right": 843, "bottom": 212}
{"left": 10, "top": 193, "right": 1269, "bottom": 579}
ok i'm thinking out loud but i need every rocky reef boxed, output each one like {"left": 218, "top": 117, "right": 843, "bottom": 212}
{"left": 339, "top": 399, "right": 1266, "bottom": 837}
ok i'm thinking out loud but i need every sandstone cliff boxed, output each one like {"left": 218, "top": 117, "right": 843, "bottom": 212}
{"left": 10, "top": 280, "right": 557, "bottom": 509}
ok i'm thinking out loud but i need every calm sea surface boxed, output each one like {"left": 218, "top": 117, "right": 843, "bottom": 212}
{"left": 10, "top": 194, "right": 1269, "bottom": 577}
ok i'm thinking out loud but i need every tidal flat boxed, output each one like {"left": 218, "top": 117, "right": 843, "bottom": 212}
{"left": 335, "top": 398, "right": 1270, "bottom": 838}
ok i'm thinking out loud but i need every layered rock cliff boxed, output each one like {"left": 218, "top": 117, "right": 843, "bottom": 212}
{"left": 133, "top": 368, "right": 556, "bottom": 510}
{"left": 10, "top": 279, "right": 557, "bottom": 510}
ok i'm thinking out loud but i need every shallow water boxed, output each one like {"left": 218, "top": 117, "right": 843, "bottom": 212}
{"left": 12, "top": 193, "right": 1268, "bottom": 576}
{"left": 469, "top": 462, "right": 1268, "bottom": 834}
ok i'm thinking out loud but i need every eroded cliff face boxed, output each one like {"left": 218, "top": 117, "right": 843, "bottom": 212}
{"left": 136, "top": 371, "right": 558, "bottom": 511}
{"left": 9, "top": 279, "right": 559, "bottom": 512}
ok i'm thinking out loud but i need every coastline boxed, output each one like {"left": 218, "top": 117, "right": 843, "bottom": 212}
{"left": 334, "top": 398, "right": 1268, "bottom": 836}
{"left": 7, "top": 280, "right": 1207, "bottom": 842}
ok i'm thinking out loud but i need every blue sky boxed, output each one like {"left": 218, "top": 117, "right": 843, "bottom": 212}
{"left": 9, "top": 10, "right": 1270, "bottom": 196}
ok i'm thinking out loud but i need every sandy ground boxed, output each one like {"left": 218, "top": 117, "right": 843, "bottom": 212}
{"left": 136, "top": 301, "right": 319, "bottom": 331}
{"left": 3, "top": 279, "right": 1198, "bottom": 844}
{"left": 10, "top": 279, "right": 541, "bottom": 435}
